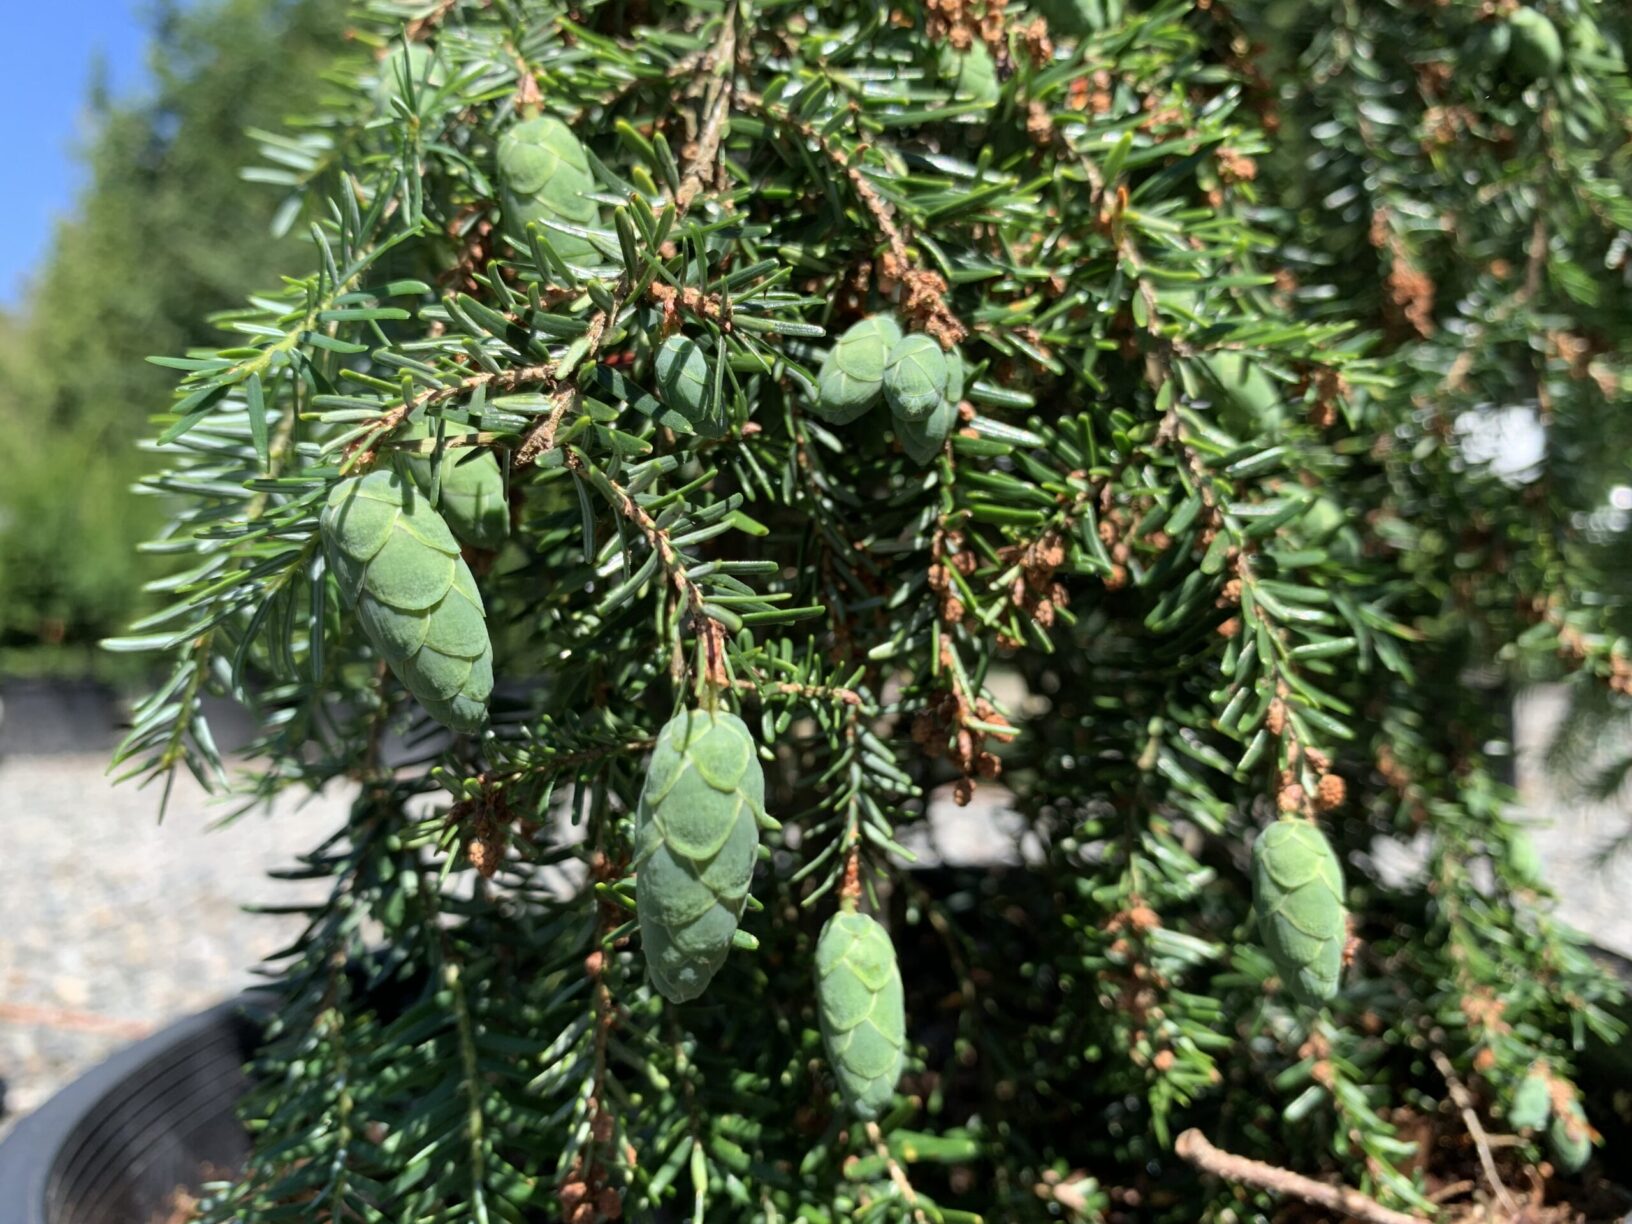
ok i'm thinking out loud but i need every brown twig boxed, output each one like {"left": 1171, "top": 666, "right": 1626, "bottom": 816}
{"left": 731, "top": 676, "right": 864, "bottom": 707}
{"left": 566, "top": 451, "right": 728, "bottom": 689}
{"left": 735, "top": 89, "right": 966, "bottom": 346}
{"left": 864, "top": 1121, "right": 930, "bottom": 1224}
{"left": 1174, "top": 1129, "right": 1424, "bottom": 1224}
{"left": 514, "top": 387, "right": 578, "bottom": 468}
{"left": 346, "top": 361, "right": 558, "bottom": 465}
{"left": 738, "top": 91, "right": 911, "bottom": 271}
{"left": 1429, "top": 1048, "right": 1518, "bottom": 1215}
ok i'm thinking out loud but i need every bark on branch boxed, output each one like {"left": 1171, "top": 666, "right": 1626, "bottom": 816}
{"left": 1174, "top": 1129, "right": 1425, "bottom": 1224}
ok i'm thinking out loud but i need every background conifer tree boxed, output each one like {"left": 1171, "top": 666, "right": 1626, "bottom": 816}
{"left": 116, "top": 0, "right": 1632, "bottom": 1218}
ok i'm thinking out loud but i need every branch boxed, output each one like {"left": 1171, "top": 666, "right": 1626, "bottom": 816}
{"left": 1174, "top": 1130, "right": 1424, "bottom": 1224}
{"left": 1429, "top": 1048, "right": 1517, "bottom": 1215}
{"left": 864, "top": 1121, "right": 930, "bottom": 1224}
{"left": 568, "top": 450, "right": 729, "bottom": 689}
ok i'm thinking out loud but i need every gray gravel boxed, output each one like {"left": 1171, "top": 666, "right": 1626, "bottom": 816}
{"left": 0, "top": 752, "right": 351, "bottom": 1137}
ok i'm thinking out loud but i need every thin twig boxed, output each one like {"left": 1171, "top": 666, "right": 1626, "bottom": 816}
{"left": 1429, "top": 1048, "right": 1517, "bottom": 1215}
{"left": 864, "top": 1121, "right": 930, "bottom": 1224}
{"left": 1174, "top": 1129, "right": 1425, "bottom": 1224}
{"left": 567, "top": 450, "right": 729, "bottom": 688}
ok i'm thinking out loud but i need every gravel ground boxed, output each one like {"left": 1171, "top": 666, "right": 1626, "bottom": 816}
{"left": 0, "top": 683, "right": 1629, "bottom": 1144}
{"left": 0, "top": 753, "right": 351, "bottom": 1138}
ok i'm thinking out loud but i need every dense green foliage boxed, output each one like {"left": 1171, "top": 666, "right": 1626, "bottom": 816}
{"left": 0, "top": 0, "right": 341, "bottom": 659}
{"left": 115, "top": 0, "right": 1632, "bottom": 1219}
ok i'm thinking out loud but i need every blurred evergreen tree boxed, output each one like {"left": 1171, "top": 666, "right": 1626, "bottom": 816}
{"left": 0, "top": 0, "right": 346, "bottom": 661}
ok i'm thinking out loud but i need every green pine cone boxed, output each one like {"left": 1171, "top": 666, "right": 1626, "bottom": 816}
{"left": 884, "top": 334, "right": 951, "bottom": 422}
{"left": 815, "top": 911, "right": 906, "bottom": 1120}
{"left": 1508, "top": 8, "right": 1564, "bottom": 79}
{"left": 497, "top": 115, "right": 601, "bottom": 264}
{"left": 1548, "top": 1099, "right": 1592, "bottom": 1172}
{"left": 1252, "top": 819, "right": 1347, "bottom": 1005}
{"left": 635, "top": 709, "right": 767, "bottom": 1003}
{"left": 1508, "top": 1068, "right": 1552, "bottom": 1131}
{"left": 320, "top": 470, "right": 493, "bottom": 733}
{"left": 400, "top": 421, "right": 509, "bottom": 551}
{"left": 814, "top": 315, "right": 901, "bottom": 424}
{"left": 898, "top": 392, "right": 959, "bottom": 466}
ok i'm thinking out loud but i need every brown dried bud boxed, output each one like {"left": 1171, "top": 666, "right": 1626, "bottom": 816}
{"left": 595, "top": 1188, "right": 624, "bottom": 1219}
{"left": 953, "top": 778, "right": 976, "bottom": 807}
{"left": 1153, "top": 1049, "right": 1176, "bottom": 1072}
{"left": 560, "top": 1180, "right": 589, "bottom": 1212}
{"left": 928, "top": 563, "right": 949, "bottom": 592}
{"left": 1316, "top": 773, "right": 1347, "bottom": 812}
{"left": 976, "top": 751, "right": 1001, "bottom": 779}
{"left": 1277, "top": 783, "right": 1306, "bottom": 814}
{"left": 911, "top": 712, "right": 935, "bottom": 744}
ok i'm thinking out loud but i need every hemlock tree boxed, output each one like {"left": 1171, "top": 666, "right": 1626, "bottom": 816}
{"left": 114, "top": 0, "right": 1632, "bottom": 1218}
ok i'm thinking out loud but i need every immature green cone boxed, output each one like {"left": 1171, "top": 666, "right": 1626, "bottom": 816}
{"left": 497, "top": 115, "right": 600, "bottom": 264}
{"left": 400, "top": 421, "right": 509, "bottom": 550}
{"left": 1549, "top": 1099, "right": 1592, "bottom": 1172}
{"left": 635, "top": 709, "right": 767, "bottom": 1002}
{"left": 898, "top": 395, "right": 958, "bottom": 466}
{"left": 815, "top": 911, "right": 906, "bottom": 1119}
{"left": 320, "top": 470, "right": 493, "bottom": 733}
{"left": 884, "top": 334, "right": 951, "bottom": 422}
{"left": 1251, "top": 819, "right": 1346, "bottom": 1005}
{"left": 814, "top": 315, "right": 901, "bottom": 424}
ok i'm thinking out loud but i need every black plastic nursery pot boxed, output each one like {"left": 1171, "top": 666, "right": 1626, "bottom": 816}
{"left": 0, "top": 995, "right": 267, "bottom": 1224}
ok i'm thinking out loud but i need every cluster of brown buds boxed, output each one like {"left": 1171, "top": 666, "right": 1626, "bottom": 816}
{"left": 927, "top": 527, "right": 978, "bottom": 625}
{"left": 925, "top": 0, "right": 1008, "bottom": 51}
{"left": 911, "top": 688, "right": 1015, "bottom": 806}
{"left": 994, "top": 529, "right": 1071, "bottom": 645}
{"left": 1266, "top": 704, "right": 1347, "bottom": 815}
{"left": 456, "top": 783, "right": 520, "bottom": 879}
{"left": 559, "top": 1153, "right": 623, "bottom": 1223}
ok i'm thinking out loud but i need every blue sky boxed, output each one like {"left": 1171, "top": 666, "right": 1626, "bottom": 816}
{"left": 0, "top": 1, "right": 153, "bottom": 307}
